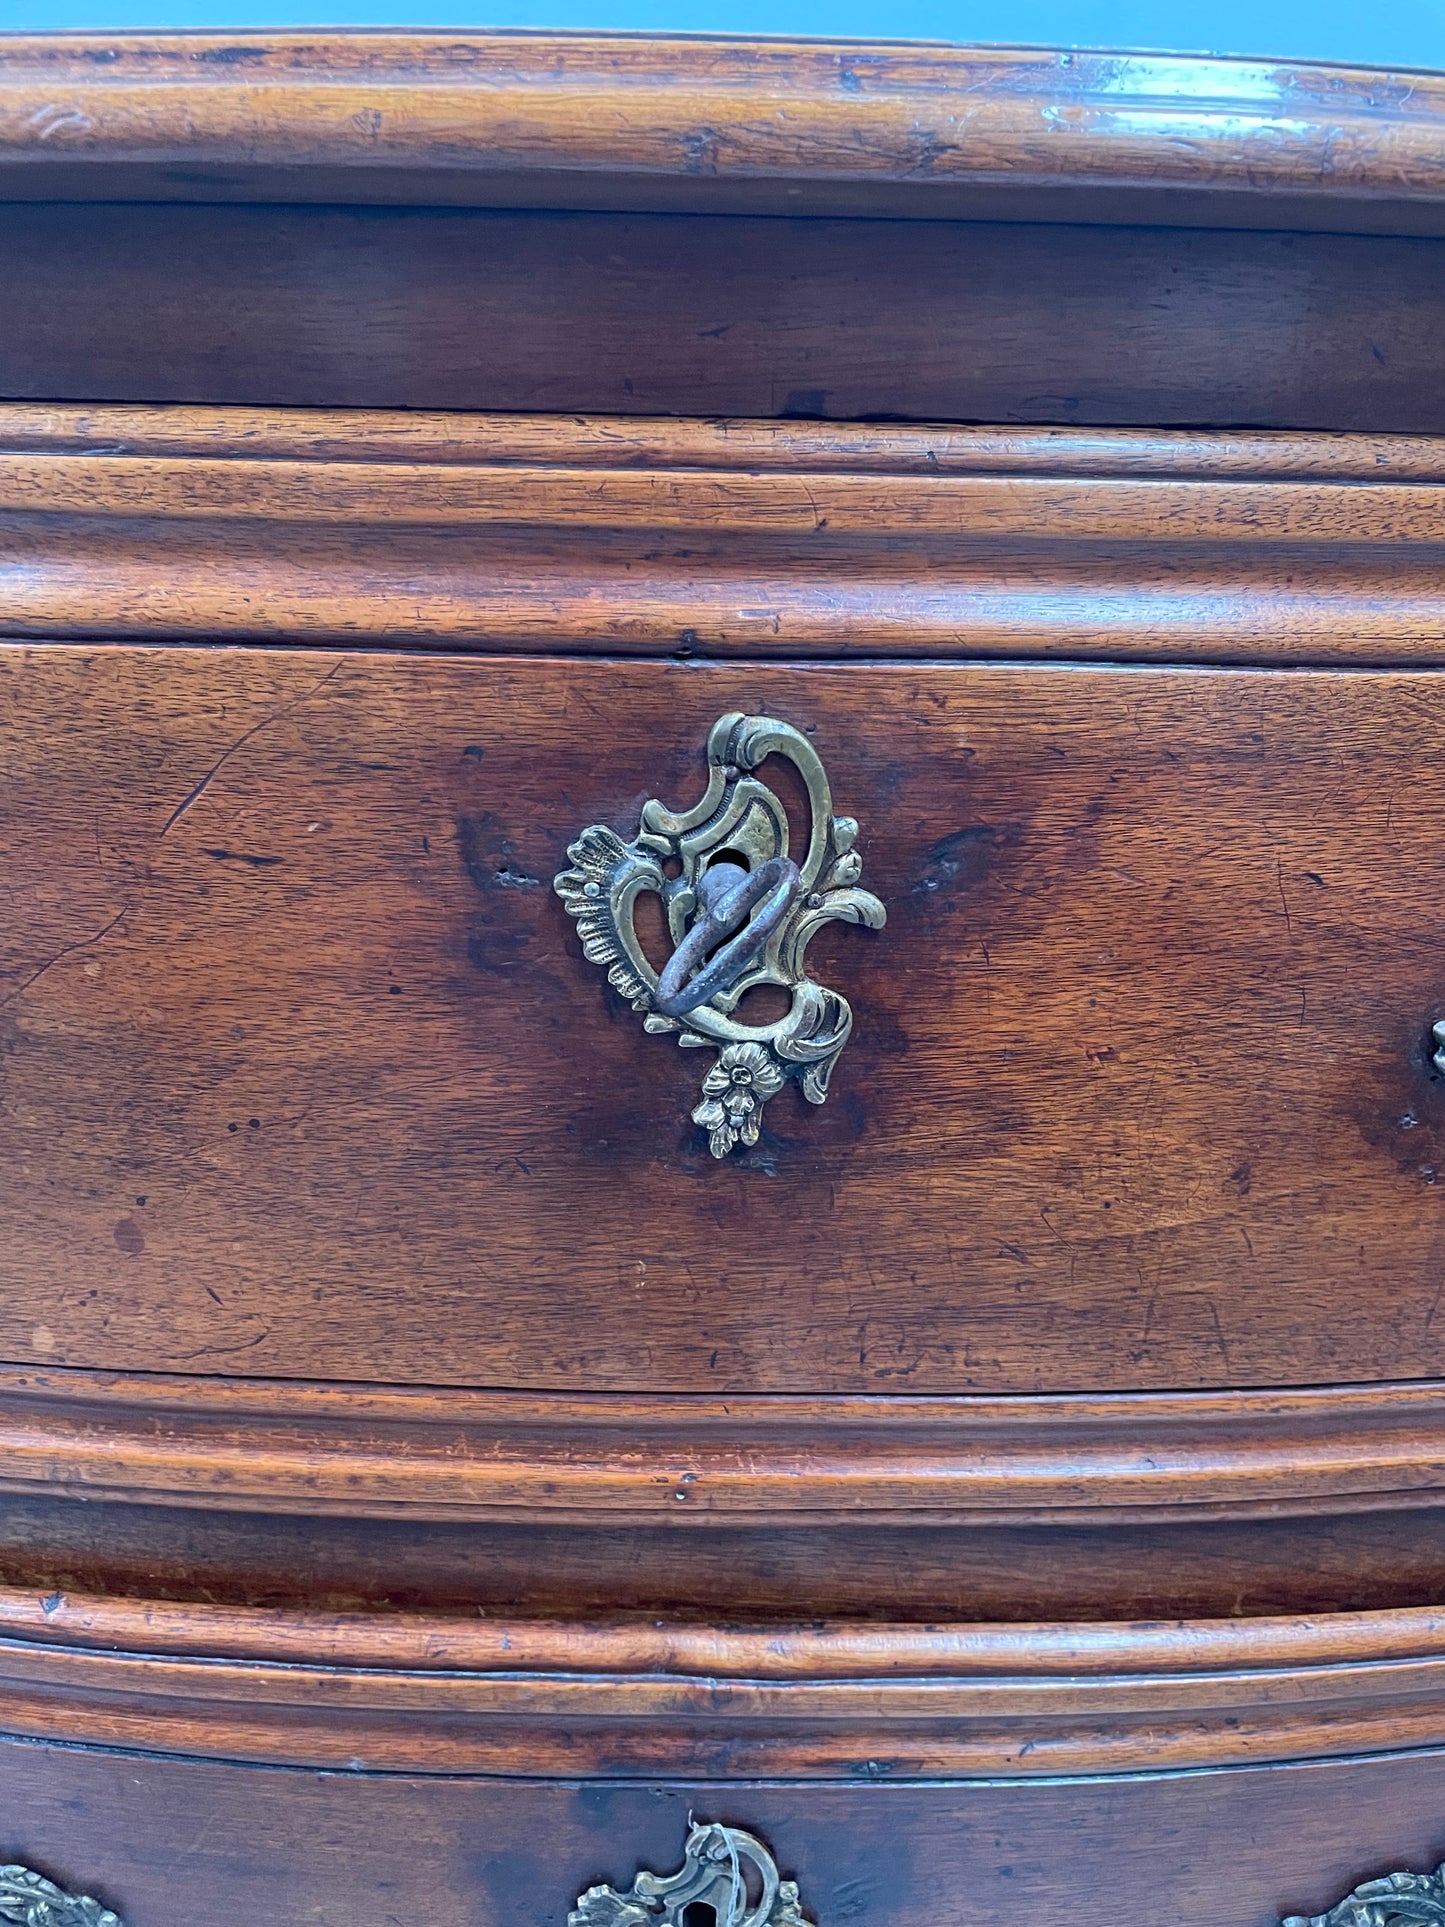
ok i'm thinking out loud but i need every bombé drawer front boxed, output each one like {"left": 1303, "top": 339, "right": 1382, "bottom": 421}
{"left": 4, "top": 643, "right": 1445, "bottom": 1395}
{"left": 7, "top": 1735, "right": 1445, "bottom": 1927}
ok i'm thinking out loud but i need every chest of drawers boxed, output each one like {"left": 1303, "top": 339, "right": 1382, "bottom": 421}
{"left": 5, "top": 30, "right": 1445, "bottom": 1927}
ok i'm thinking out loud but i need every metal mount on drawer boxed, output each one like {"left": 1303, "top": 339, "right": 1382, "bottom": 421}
{"left": 0, "top": 1864, "right": 121, "bottom": 1927}
{"left": 1282, "top": 1859, "right": 1445, "bottom": 1925}
{"left": 570, "top": 1821, "right": 812, "bottom": 1927}
{"left": 554, "top": 713, "right": 885, "bottom": 1157}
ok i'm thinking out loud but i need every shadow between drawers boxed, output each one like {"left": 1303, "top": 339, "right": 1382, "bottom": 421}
{"left": 4, "top": 1587, "right": 1445, "bottom": 1778}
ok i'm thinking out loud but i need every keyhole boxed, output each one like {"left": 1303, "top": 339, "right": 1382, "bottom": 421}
{"left": 681, "top": 1906, "right": 718, "bottom": 1927}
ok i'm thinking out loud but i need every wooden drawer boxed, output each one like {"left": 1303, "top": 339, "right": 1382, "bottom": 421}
{"left": 9, "top": 1743, "right": 1445, "bottom": 1927}
{"left": 3, "top": 1592, "right": 1445, "bottom": 1927}
{"left": 5, "top": 644, "right": 1445, "bottom": 1395}
{"left": 12, "top": 32, "right": 1445, "bottom": 1927}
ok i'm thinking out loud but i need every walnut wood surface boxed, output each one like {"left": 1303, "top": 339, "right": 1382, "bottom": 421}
{"left": 17, "top": 403, "right": 1445, "bottom": 475}
{"left": 1, "top": 33, "right": 1445, "bottom": 238}
{"left": 5, "top": 409, "right": 1445, "bottom": 662}
{"left": 14, "top": 1371, "right": 1445, "bottom": 1623}
{"left": 6, "top": 203, "right": 1445, "bottom": 429}
{"left": 6, "top": 1584, "right": 1445, "bottom": 1775}
{"left": 13, "top": 1488, "right": 1445, "bottom": 1622}
{"left": 9, "top": 646, "right": 1445, "bottom": 1394}
{"left": 10, "top": 1739, "right": 1445, "bottom": 1927}
{"left": 8, "top": 1367, "right": 1445, "bottom": 1526}
{"left": 9, "top": 29, "right": 1445, "bottom": 1895}
{"left": 20, "top": 1582, "right": 1445, "bottom": 1672}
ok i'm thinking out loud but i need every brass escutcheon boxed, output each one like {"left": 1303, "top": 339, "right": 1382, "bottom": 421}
{"left": 0, "top": 1865, "right": 121, "bottom": 1927}
{"left": 554, "top": 713, "right": 885, "bottom": 1157}
{"left": 570, "top": 1821, "right": 812, "bottom": 1927}
{"left": 1282, "top": 1858, "right": 1445, "bottom": 1925}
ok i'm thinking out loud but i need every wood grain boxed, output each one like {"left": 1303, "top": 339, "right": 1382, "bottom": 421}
{"left": 5, "top": 203, "right": 1445, "bottom": 429}
{"left": 6, "top": 1367, "right": 1445, "bottom": 1525}
{"left": 9, "top": 31, "right": 1445, "bottom": 1904}
{"left": 21, "top": 454, "right": 1445, "bottom": 543}
{"left": 8, "top": 1739, "right": 1445, "bottom": 1927}
{"left": 5, "top": 407, "right": 1445, "bottom": 662}
{"left": 1, "top": 34, "right": 1445, "bottom": 236}
{"left": 14, "top": 1489, "right": 1445, "bottom": 1622}
{"left": 7, "top": 647, "right": 1445, "bottom": 1393}
{"left": 19, "top": 1582, "right": 1445, "bottom": 1673}
{"left": 18, "top": 404, "right": 1445, "bottom": 476}
{"left": 5, "top": 1584, "right": 1445, "bottom": 1774}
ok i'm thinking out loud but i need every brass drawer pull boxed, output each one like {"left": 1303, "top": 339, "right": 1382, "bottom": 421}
{"left": 1282, "top": 1858, "right": 1445, "bottom": 1925}
{"left": 571, "top": 1820, "right": 811, "bottom": 1927}
{"left": 0, "top": 1864, "right": 120, "bottom": 1927}
{"left": 555, "top": 713, "right": 885, "bottom": 1157}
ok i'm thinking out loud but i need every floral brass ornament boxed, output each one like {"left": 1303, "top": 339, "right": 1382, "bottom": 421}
{"left": 1282, "top": 1861, "right": 1445, "bottom": 1925}
{"left": 569, "top": 1821, "right": 812, "bottom": 1927}
{"left": 554, "top": 714, "right": 885, "bottom": 1157}
{"left": 0, "top": 1865, "right": 121, "bottom": 1927}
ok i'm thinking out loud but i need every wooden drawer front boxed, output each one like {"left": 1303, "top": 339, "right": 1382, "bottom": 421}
{"left": 5, "top": 645, "right": 1445, "bottom": 1394}
{"left": 4, "top": 1737, "right": 1445, "bottom": 1927}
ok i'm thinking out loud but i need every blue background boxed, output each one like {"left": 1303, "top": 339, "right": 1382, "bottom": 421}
{"left": 2, "top": 0, "right": 1443, "bottom": 74}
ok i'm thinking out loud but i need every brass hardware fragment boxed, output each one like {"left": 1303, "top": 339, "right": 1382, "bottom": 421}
{"left": 653, "top": 854, "right": 801, "bottom": 1020}
{"left": 0, "top": 1865, "right": 121, "bottom": 1927}
{"left": 570, "top": 1820, "right": 812, "bottom": 1927}
{"left": 555, "top": 713, "right": 885, "bottom": 1156}
{"left": 1283, "top": 1860, "right": 1445, "bottom": 1925}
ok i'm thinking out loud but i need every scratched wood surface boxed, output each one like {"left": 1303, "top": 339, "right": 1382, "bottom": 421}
{"left": 5, "top": 1734, "right": 1445, "bottom": 1927}
{"left": 6, "top": 645, "right": 1445, "bottom": 1393}
{"left": 14, "top": 1584, "right": 1445, "bottom": 1777}
{"left": 6, "top": 407, "right": 1445, "bottom": 663}
{"left": 4, "top": 32, "right": 1445, "bottom": 236}
{"left": 8, "top": 1368, "right": 1445, "bottom": 1618}
{"left": 5, "top": 202, "right": 1445, "bottom": 429}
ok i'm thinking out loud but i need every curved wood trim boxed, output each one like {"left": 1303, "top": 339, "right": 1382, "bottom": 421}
{"left": 10, "top": 405, "right": 1445, "bottom": 479}
{"left": 11, "top": 457, "right": 1445, "bottom": 543}
{"left": 0, "top": 36, "right": 1443, "bottom": 233}
{"left": 5, "top": 407, "right": 1445, "bottom": 663}
{"left": 10, "top": 1364, "right": 1445, "bottom": 1525}
{"left": 15, "top": 1588, "right": 1445, "bottom": 1676}
{"left": 5, "top": 1585, "right": 1445, "bottom": 1776}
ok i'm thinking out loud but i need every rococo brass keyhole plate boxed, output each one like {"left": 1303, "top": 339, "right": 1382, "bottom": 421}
{"left": 570, "top": 1821, "right": 812, "bottom": 1927}
{"left": 554, "top": 713, "right": 885, "bottom": 1156}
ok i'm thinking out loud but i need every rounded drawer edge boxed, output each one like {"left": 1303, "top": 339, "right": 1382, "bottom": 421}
{"left": 5, "top": 1586, "right": 1445, "bottom": 1781}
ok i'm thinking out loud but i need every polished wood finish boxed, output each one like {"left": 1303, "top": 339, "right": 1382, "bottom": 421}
{"left": 5, "top": 408, "right": 1445, "bottom": 661}
{"left": 21, "top": 404, "right": 1445, "bottom": 474}
{"left": 7, "top": 32, "right": 1445, "bottom": 1923}
{"left": 7, "top": 1584, "right": 1445, "bottom": 1776}
{"left": 5, "top": 204, "right": 1445, "bottom": 428}
{"left": 8, "top": 1736, "right": 1445, "bottom": 1927}
{"left": 8, "top": 645, "right": 1445, "bottom": 1393}
{"left": 1, "top": 34, "right": 1445, "bottom": 237}
{"left": 15, "top": 1490, "right": 1445, "bottom": 1622}
{"left": 10, "top": 1367, "right": 1445, "bottom": 1525}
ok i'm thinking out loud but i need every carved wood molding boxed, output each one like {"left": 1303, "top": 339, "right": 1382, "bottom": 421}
{"left": 0, "top": 35, "right": 1442, "bottom": 234}
{"left": 2, "top": 407, "right": 1445, "bottom": 663}
{"left": 13, "top": 404, "right": 1445, "bottom": 478}
{"left": 5, "top": 1583, "right": 1445, "bottom": 1777}
{"left": 8, "top": 1365, "right": 1445, "bottom": 1525}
